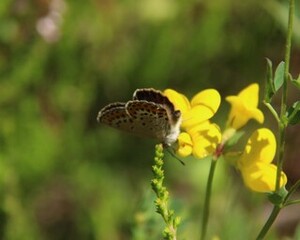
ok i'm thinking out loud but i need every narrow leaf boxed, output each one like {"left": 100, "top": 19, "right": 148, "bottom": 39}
{"left": 274, "top": 61, "right": 285, "bottom": 91}
{"left": 291, "top": 74, "right": 300, "bottom": 90}
{"left": 287, "top": 101, "right": 300, "bottom": 125}
{"left": 264, "top": 58, "right": 275, "bottom": 102}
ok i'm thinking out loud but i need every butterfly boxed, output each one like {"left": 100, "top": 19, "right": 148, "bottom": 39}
{"left": 97, "top": 88, "right": 182, "bottom": 146}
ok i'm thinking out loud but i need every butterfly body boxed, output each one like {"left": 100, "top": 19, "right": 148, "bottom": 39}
{"left": 97, "top": 88, "right": 181, "bottom": 145}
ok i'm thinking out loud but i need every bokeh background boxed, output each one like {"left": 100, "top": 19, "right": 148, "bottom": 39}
{"left": 1, "top": 0, "right": 300, "bottom": 239}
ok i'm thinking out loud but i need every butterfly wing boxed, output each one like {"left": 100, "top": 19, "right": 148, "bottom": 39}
{"left": 97, "top": 102, "right": 126, "bottom": 119}
{"left": 97, "top": 100, "right": 169, "bottom": 141}
{"left": 133, "top": 88, "right": 175, "bottom": 111}
{"left": 97, "top": 89, "right": 181, "bottom": 144}
{"left": 97, "top": 102, "right": 129, "bottom": 129}
{"left": 133, "top": 88, "right": 180, "bottom": 124}
{"left": 125, "top": 100, "right": 170, "bottom": 141}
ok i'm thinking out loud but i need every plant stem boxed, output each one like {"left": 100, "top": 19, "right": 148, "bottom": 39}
{"left": 283, "top": 178, "right": 300, "bottom": 205}
{"left": 276, "top": 0, "right": 294, "bottom": 190}
{"left": 284, "top": 200, "right": 300, "bottom": 206}
{"left": 256, "top": 205, "right": 281, "bottom": 240}
{"left": 258, "top": 178, "right": 300, "bottom": 240}
{"left": 263, "top": 101, "right": 280, "bottom": 123}
{"left": 256, "top": 0, "right": 294, "bottom": 239}
{"left": 200, "top": 158, "right": 217, "bottom": 240}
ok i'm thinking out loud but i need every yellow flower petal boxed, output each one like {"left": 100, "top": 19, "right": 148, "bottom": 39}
{"left": 248, "top": 108, "right": 264, "bottom": 124}
{"left": 226, "top": 83, "right": 264, "bottom": 129}
{"left": 238, "top": 128, "right": 276, "bottom": 169}
{"left": 181, "top": 105, "right": 216, "bottom": 129}
{"left": 237, "top": 128, "right": 287, "bottom": 193}
{"left": 176, "top": 132, "right": 193, "bottom": 157}
{"left": 190, "top": 89, "right": 221, "bottom": 115}
{"left": 189, "top": 122, "right": 221, "bottom": 159}
{"left": 165, "top": 89, "right": 221, "bottom": 130}
{"left": 238, "top": 83, "right": 259, "bottom": 107}
{"left": 241, "top": 163, "right": 287, "bottom": 193}
{"left": 164, "top": 89, "right": 190, "bottom": 114}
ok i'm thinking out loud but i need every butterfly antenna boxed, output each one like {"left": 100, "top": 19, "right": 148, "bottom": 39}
{"left": 165, "top": 147, "right": 185, "bottom": 166}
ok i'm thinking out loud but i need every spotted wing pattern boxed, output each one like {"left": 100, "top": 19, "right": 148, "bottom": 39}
{"left": 97, "top": 88, "right": 181, "bottom": 144}
{"left": 97, "top": 102, "right": 127, "bottom": 128}
{"left": 125, "top": 100, "right": 170, "bottom": 141}
{"left": 133, "top": 88, "right": 180, "bottom": 124}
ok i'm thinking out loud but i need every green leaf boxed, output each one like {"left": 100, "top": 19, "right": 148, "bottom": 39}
{"left": 264, "top": 58, "right": 275, "bottom": 102}
{"left": 291, "top": 74, "right": 300, "bottom": 90}
{"left": 287, "top": 101, "right": 300, "bottom": 125}
{"left": 274, "top": 61, "right": 285, "bottom": 91}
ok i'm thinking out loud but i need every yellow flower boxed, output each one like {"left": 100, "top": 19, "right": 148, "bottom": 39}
{"left": 226, "top": 83, "right": 264, "bottom": 129}
{"left": 237, "top": 128, "right": 287, "bottom": 193}
{"left": 241, "top": 163, "right": 287, "bottom": 193}
{"left": 164, "top": 89, "right": 221, "bottom": 158}
{"left": 187, "top": 121, "right": 221, "bottom": 159}
{"left": 164, "top": 89, "right": 221, "bottom": 129}
{"left": 176, "top": 132, "right": 193, "bottom": 157}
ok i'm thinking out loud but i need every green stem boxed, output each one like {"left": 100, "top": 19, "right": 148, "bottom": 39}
{"left": 284, "top": 199, "right": 300, "bottom": 206}
{"left": 283, "top": 178, "right": 300, "bottom": 205}
{"left": 200, "top": 158, "right": 218, "bottom": 240}
{"left": 263, "top": 101, "right": 280, "bottom": 123}
{"left": 256, "top": 0, "right": 294, "bottom": 239}
{"left": 276, "top": 0, "right": 294, "bottom": 191}
{"left": 256, "top": 205, "right": 281, "bottom": 240}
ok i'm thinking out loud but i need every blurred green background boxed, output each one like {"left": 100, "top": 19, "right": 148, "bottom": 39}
{"left": 1, "top": 0, "right": 300, "bottom": 239}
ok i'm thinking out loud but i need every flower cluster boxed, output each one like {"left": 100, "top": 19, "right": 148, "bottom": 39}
{"left": 166, "top": 83, "right": 287, "bottom": 193}
{"left": 237, "top": 128, "right": 287, "bottom": 192}
{"left": 164, "top": 89, "right": 221, "bottom": 158}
